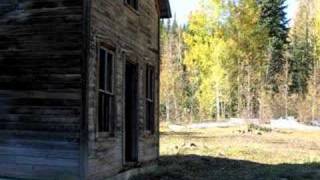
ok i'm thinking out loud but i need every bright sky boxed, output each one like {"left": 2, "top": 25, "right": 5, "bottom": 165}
{"left": 169, "top": 0, "right": 299, "bottom": 26}
{"left": 286, "top": 0, "right": 299, "bottom": 26}
{"left": 169, "top": 0, "right": 198, "bottom": 25}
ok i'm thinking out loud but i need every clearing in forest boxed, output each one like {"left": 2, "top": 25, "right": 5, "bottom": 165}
{"left": 133, "top": 124, "right": 320, "bottom": 180}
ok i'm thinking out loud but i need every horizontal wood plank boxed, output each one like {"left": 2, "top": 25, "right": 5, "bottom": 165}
{"left": 0, "top": 0, "right": 83, "bottom": 178}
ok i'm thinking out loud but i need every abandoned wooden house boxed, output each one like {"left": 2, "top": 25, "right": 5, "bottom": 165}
{"left": 0, "top": 0, "right": 171, "bottom": 179}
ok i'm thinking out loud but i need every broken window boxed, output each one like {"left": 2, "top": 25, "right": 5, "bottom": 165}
{"left": 145, "top": 65, "right": 155, "bottom": 133}
{"left": 125, "top": 0, "right": 138, "bottom": 10}
{"left": 98, "top": 48, "right": 115, "bottom": 133}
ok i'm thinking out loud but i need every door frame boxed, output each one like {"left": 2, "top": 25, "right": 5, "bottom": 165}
{"left": 122, "top": 57, "right": 139, "bottom": 165}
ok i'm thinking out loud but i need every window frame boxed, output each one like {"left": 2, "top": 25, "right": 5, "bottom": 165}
{"left": 97, "top": 47, "right": 115, "bottom": 136}
{"left": 124, "top": 0, "right": 139, "bottom": 11}
{"left": 145, "top": 64, "right": 155, "bottom": 133}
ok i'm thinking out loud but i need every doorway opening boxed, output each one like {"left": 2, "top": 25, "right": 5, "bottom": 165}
{"left": 124, "top": 61, "right": 139, "bottom": 163}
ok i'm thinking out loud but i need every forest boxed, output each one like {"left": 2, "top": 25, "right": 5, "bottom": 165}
{"left": 160, "top": 0, "right": 320, "bottom": 124}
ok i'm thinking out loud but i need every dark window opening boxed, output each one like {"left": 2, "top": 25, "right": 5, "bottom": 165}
{"left": 145, "top": 65, "right": 155, "bottom": 133}
{"left": 98, "top": 48, "right": 115, "bottom": 133}
{"left": 125, "top": 0, "right": 138, "bottom": 10}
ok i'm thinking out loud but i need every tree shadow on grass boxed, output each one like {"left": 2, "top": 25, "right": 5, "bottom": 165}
{"left": 131, "top": 155, "right": 320, "bottom": 180}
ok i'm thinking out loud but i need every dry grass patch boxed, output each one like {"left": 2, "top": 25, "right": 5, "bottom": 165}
{"left": 133, "top": 124, "right": 320, "bottom": 179}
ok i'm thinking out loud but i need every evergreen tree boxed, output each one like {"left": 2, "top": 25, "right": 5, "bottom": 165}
{"left": 159, "top": 0, "right": 320, "bottom": 123}
{"left": 258, "top": 0, "right": 289, "bottom": 92}
{"left": 171, "top": 13, "right": 179, "bottom": 35}
{"left": 289, "top": 0, "right": 315, "bottom": 94}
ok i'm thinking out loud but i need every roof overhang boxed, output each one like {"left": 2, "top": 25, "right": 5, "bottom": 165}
{"left": 159, "top": 0, "right": 172, "bottom": 19}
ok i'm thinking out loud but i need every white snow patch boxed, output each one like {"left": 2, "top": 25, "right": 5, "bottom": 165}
{"left": 168, "top": 124, "right": 187, "bottom": 132}
{"left": 187, "top": 118, "right": 246, "bottom": 129}
{"left": 167, "top": 117, "right": 320, "bottom": 131}
{"left": 311, "top": 120, "right": 320, "bottom": 127}
{"left": 269, "top": 117, "right": 320, "bottom": 131}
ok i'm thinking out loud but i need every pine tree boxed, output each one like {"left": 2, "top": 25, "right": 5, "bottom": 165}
{"left": 258, "top": 0, "right": 289, "bottom": 92}
{"left": 289, "top": 0, "right": 315, "bottom": 94}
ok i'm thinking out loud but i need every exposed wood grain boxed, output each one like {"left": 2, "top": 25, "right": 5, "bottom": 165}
{"left": 86, "top": 0, "right": 161, "bottom": 179}
{"left": 0, "top": 0, "right": 167, "bottom": 179}
{"left": 0, "top": 0, "right": 83, "bottom": 179}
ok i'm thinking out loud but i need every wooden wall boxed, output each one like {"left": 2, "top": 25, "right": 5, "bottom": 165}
{"left": 86, "top": 0, "right": 160, "bottom": 179}
{"left": 0, "top": 0, "right": 84, "bottom": 179}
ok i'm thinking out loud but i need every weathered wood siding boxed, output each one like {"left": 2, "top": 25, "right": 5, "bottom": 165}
{"left": 87, "top": 0, "right": 160, "bottom": 179}
{"left": 0, "top": 0, "right": 84, "bottom": 179}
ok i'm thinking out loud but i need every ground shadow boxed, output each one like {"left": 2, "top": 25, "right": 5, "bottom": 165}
{"left": 131, "top": 155, "right": 320, "bottom": 180}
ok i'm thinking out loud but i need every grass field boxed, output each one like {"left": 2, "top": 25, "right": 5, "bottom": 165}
{"left": 133, "top": 124, "right": 320, "bottom": 180}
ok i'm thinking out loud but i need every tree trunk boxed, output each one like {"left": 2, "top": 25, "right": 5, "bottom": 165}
{"left": 222, "top": 102, "right": 225, "bottom": 120}
{"left": 312, "top": 45, "right": 317, "bottom": 122}
{"left": 166, "top": 101, "right": 170, "bottom": 122}
{"left": 285, "top": 53, "right": 289, "bottom": 119}
{"left": 216, "top": 85, "right": 220, "bottom": 121}
{"left": 259, "top": 88, "right": 264, "bottom": 123}
{"left": 246, "top": 65, "right": 252, "bottom": 120}
{"left": 174, "top": 97, "right": 178, "bottom": 123}
{"left": 237, "top": 59, "right": 242, "bottom": 118}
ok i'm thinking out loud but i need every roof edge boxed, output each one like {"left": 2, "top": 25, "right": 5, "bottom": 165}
{"left": 159, "top": 0, "right": 172, "bottom": 19}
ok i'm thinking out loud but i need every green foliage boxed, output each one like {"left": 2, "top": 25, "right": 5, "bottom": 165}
{"left": 160, "top": 16, "right": 195, "bottom": 123}
{"left": 248, "top": 123, "right": 272, "bottom": 133}
{"left": 160, "top": 0, "right": 320, "bottom": 123}
{"left": 258, "top": 0, "right": 289, "bottom": 92}
{"left": 184, "top": 2, "right": 231, "bottom": 119}
{"left": 288, "top": 0, "right": 319, "bottom": 95}
{"left": 226, "top": 0, "right": 269, "bottom": 118}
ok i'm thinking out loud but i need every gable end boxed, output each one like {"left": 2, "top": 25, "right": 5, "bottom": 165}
{"left": 158, "top": 0, "right": 171, "bottom": 18}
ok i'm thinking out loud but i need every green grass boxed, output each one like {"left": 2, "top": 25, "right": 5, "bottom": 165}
{"left": 132, "top": 124, "right": 320, "bottom": 180}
